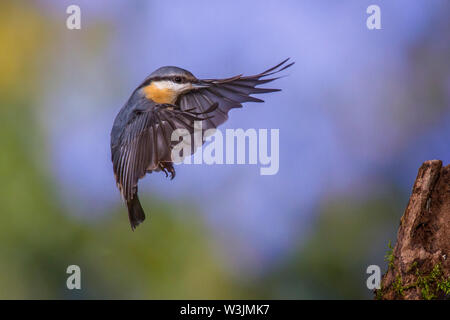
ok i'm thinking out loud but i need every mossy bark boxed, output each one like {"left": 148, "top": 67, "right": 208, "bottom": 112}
{"left": 376, "top": 160, "right": 450, "bottom": 300}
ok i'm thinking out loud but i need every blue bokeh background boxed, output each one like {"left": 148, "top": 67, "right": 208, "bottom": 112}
{"left": 0, "top": 0, "right": 448, "bottom": 298}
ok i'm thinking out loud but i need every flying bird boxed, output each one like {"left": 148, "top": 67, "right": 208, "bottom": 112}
{"left": 111, "top": 58, "right": 294, "bottom": 230}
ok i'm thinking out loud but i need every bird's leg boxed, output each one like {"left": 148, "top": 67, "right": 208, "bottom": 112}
{"left": 159, "top": 162, "right": 176, "bottom": 180}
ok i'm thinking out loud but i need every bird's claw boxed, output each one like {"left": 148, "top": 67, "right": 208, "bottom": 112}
{"left": 161, "top": 166, "right": 169, "bottom": 178}
{"left": 159, "top": 162, "right": 176, "bottom": 180}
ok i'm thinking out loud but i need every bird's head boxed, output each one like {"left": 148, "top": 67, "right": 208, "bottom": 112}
{"left": 140, "top": 66, "right": 208, "bottom": 104}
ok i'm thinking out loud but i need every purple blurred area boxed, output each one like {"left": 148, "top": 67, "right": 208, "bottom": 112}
{"left": 36, "top": 0, "right": 449, "bottom": 274}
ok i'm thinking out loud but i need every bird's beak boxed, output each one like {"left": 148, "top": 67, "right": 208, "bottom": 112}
{"left": 192, "top": 81, "right": 210, "bottom": 89}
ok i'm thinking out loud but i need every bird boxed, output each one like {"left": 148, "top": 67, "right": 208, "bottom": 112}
{"left": 110, "top": 58, "right": 294, "bottom": 230}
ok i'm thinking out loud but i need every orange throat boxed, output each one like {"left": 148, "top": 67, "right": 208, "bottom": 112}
{"left": 142, "top": 82, "right": 177, "bottom": 104}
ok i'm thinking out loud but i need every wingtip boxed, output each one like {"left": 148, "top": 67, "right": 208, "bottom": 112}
{"left": 279, "top": 61, "right": 295, "bottom": 72}
{"left": 260, "top": 58, "right": 295, "bottom": 77}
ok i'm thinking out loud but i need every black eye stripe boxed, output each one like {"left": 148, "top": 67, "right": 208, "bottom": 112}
{"left": 154, "top": 76, "right": 184, "bottom": 83}
{"left": 139, "top": 75, "right": 190, "bottom": 89}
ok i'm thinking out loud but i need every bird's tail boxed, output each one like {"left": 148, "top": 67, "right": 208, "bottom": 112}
{"left": 126, "top": 194, "right": 146, "bottom": 231}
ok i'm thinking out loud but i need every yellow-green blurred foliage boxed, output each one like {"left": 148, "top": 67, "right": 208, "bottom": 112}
{"left": 0, "top": 1, "right": 245, "bottom": 300}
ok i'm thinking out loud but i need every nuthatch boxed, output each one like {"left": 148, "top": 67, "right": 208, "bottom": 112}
{"left": 111, "top": 59, "right": 293, "bottom": 230}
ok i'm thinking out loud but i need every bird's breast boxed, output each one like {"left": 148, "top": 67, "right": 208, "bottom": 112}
{"left": 142, "top": 82, "right": 177, "bottom": 104}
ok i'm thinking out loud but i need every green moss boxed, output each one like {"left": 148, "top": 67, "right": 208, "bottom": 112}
{"left": 437, "top": 278, "right": 450, "bottom": 296}
{"left": 378, "top": 240, "right": 449, "bottom": 300}
{"left": 417, "top": 274, "right": 434, "bottom": 300}
{"left": 407, "top": 261, "right": 418, "bottom": 273}
{"left": 415, "top": 263, "right": 450, "bottom": 300}
{"left": 380, "top": 262, "right": 450, "bottom": 300}
{"left": 393, "top": 274, "right": 404, "bottom": 296}
{"left": 375, "top": 284, "right": 384, "bottom": 300}
{"left": 384, "top": 241, "right": 395, "bottom": 270}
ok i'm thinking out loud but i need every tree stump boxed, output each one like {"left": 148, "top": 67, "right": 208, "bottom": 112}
{"left": 376, "top": 160, "right": 450, "bottom": 299}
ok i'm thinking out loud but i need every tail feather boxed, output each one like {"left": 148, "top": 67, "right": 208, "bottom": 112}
{"left": 126, "top": 194, "right": 146, "bottom": 231}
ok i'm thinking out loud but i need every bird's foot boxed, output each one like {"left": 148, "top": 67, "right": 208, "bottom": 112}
{"left": 159, "top": 162, "right": 176, "bottom": 180}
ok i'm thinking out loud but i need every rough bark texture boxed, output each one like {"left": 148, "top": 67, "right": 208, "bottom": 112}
{"left": 376, "top": 160, "right": 450, "bottom": 300}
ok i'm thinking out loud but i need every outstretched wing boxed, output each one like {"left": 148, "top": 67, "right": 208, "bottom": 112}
{"left": 111, "top": 100, "right": 214, "bottom": 202}
{"left": 177, "top": 58, "right": 294, "bottom": 130}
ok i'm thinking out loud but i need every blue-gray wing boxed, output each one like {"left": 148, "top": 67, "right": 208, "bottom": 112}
{"left": 111, "top": 100, "right": 213, "bottom": 202}
{"left": 177, "top": 58, "right": 294, "bottom": 130}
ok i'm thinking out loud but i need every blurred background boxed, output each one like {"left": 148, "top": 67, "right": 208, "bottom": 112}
{"left": 0, "top": 0, "right": 449, "bottom": 299}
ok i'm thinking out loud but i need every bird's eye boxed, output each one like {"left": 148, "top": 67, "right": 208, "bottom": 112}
{"left": 174, "top": 77, "right": 182, "bottom": 83}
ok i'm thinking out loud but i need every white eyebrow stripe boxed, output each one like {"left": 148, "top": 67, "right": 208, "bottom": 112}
{"left": 152, "top": 80, "right": 173, "bottom": 89}
{"left": 152, "top": 80, "right": 190, "bottom": 93}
